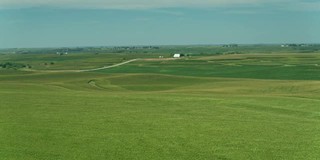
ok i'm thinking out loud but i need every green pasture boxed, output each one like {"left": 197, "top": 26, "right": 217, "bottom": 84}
{"left": 98, "top": 53, "right": 320, "bottom": 80}
{"left": 0, "top": 50, "right": 320, "bottom": 159}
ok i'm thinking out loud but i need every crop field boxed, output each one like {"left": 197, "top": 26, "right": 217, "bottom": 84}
{"left": 0, "top": 47, "right": 320, "bottom": 159}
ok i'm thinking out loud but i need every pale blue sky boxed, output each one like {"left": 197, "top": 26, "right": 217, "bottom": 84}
{"left": 0, "top": 0, "right": 320, "bottom": 48}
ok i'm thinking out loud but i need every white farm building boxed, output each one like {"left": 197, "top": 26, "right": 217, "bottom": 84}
{"left": 173, "top": 54, "right": 182, "bottom": 58}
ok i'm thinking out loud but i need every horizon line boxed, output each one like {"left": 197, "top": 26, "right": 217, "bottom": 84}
{"left": 1, "top": 43, "right": 320, "bottom": 50}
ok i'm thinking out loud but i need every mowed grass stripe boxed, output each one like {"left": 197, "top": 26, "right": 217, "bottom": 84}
{"left": 1, "top": 89, "right": 319, "bottom": 159}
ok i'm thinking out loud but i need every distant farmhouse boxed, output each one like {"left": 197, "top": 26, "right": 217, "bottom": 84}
{"left": 112, "top": 46, "right": 160, "bottom": 50}
{"left": 223, "top": 44, "right": 238, "bottom": 48}
{"left": 56, "top": 52, "right": 68, "bottom": 55}
{"left": 281, "top": 44, "right": 310, "bottom": 47}
{"left": 173, "top": 54, "right": 180, "bottom": 58}
{"left": 56, "top": 48, "right": 69, "bottom": 55}
{"left": 173, "top": 54, "right": 185, "bottom": 58}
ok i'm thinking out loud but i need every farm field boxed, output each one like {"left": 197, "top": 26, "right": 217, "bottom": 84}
{"left": 0, "top": 49, "right": 320, "bottom": 159}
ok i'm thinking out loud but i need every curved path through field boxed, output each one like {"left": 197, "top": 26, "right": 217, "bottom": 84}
{"left": 77, "top": 58, "right": 139, "bottom": 72}
{"left": 24, "top": 59, "right": 140, "bottom": 73}
{"left": 23, "top": 58, "right": 180, "bottom": 73}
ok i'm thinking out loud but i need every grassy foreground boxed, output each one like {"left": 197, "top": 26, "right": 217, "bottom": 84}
{"left": 0, "top": 52, "right": 320, "bottom": 159}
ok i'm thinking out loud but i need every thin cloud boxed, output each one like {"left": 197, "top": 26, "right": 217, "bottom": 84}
{"left": 0, "top": 0, "right": 282, "bottom": 9}
{"left": 288, "top": 1, "right": 320, "bottom": 11}
{"left": 0, "top": 0, "right": 319, "bottom": 11}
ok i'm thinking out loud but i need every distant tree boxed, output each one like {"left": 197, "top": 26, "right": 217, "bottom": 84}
{"left": 0, "top": 62, "right": 27, "bottom": 69}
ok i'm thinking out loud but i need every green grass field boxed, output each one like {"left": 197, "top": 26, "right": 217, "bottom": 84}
{"left": 0, "top": 48, "right": 320, "bottom": 159}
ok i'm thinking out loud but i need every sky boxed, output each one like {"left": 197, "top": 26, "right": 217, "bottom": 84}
{"left": 0, "top": 0, "right": 320, "bottom": 48}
